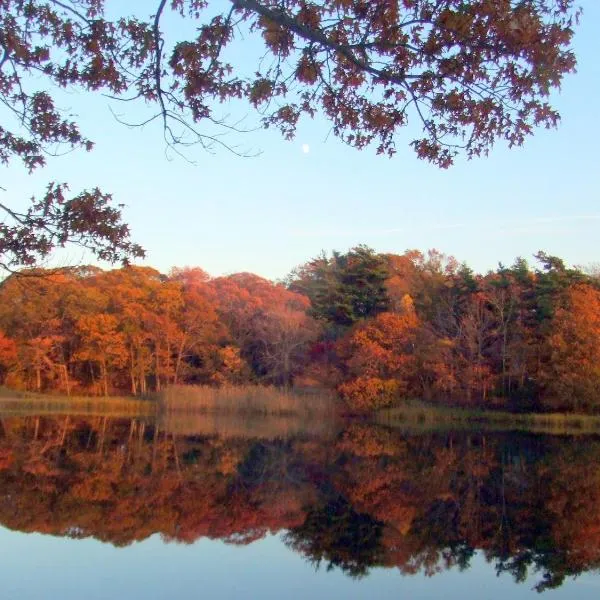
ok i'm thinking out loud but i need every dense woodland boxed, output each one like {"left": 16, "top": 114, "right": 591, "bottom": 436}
{"left": 0, "top": 247, "right": 599, "bottom": 413}
{"left": 0, "top": 415, "right": 599, "bottom": 592}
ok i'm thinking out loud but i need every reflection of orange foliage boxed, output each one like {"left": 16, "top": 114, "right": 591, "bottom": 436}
{"left": 71, "top": 476, "right": 115, "bottom": 502}
{"left": 0, "top": 449, "right": 14, "bottom": 470}
{"left": 2, "top": 418, "right": 600, "bottom": 590}
{"left": 337, "top": 423, "right": 401, "bottom": 458}
{"left": 22, "top": 458, "right": 62, "bottom": 478}
{"left": 543, "top": 456, "right": 600, "bottom": 569}
{"left": 217, "top": 447, "right": 242, "bottom": 476}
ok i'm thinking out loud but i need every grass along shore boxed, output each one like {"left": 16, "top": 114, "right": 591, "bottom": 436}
{"left": 158, "top": 384, "right": 336, "bottom": 416}
{"left": 377, "top": 399, "right": 600, "bottom": 435}
{"left": 0, "top": 387, "right": 155, "bottom": 417}
{"left": 0, "top": 384, "right": 336, "bottom": 418}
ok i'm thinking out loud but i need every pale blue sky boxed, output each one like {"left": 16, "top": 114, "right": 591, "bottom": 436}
{"left": 1, "top": 0, "right": 598, "bottom": 279}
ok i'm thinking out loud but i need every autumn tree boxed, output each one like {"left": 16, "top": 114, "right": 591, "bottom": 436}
{"left": 0, "top": 330, "right": 17, "bottom": 384}
{"left": 456, "top": 291, "right": 496, "bottom": 403}
{"left": 542, "top": 284, "right": 600, "bottom": 411}
{"left": 98, "top": 266, "right": 188, "bottom": 395}
{"left": 337, "top": 295, "right": 419, "bottom": 411}
{"left": 0, "top": 185, "right": 144, "bottom": 271}
{"left": 483, "top": 268, "right": 524, "bottom": 397}
{"left": 391, "top": 250, "right": 487, "bottom": 403}
{"left": 58, "top": 271, "right": 120, "bottom": 395}
{"left": 214, "top": 273, "right": 318, "bottom": 385}
{"left": 0, "top": 270, "right": 78, "bottom": 391}
{"left": 0, "top": 1, "right": 581, "bottom": 267}
{"left": 382, "top": 251, "right": 423, "bottom": 313}
{"left": 168, "top": 267, "right": 231, "bottom": 385}
{"left": 74, "top": 313, "right": 127, "bottom": 396}
{"left": 256, "top": 299, "right": 319, "bottom": 387}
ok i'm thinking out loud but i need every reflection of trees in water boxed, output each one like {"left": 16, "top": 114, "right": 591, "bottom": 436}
{"left": 285, "top": 496, "right": 384, "bottom": 579}
{"left": 0, "top": 415, "right": 599, "bottom": 590}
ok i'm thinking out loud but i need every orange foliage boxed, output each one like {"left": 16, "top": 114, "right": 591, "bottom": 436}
{"left": 543, "top": 284, "right": 600, "bottom": 410}
{"left": 338, "top": 298, "right": 418, "bottom": 411}
{"left": 0, "top": 331, "right": 17, "bottom": 383}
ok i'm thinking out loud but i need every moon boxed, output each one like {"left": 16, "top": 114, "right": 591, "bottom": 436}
{"left": 302, "top": 143, "right": 310, "bottom": 154}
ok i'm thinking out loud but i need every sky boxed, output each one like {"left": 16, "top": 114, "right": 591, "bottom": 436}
{"left": 2, "top": 0, "right": 599, "bottom": 281}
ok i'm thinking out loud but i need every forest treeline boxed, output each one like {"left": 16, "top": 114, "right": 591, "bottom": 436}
{"left": 0, "top": 246, "right": 599, "bottom": 412}
{"left": 1, "top": 415, "right": 599, "bottom": 591}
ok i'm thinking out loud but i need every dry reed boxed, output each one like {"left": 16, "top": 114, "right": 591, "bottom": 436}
{"left": 158, "top": 384, "right": 335, "bottom": 416}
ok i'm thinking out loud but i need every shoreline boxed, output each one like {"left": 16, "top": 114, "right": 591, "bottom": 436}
{"left": 3, "top": 387, "right": 600, "bottom": 435}
{"left": 377, "top": 401, "right": 600, "bottom": 435}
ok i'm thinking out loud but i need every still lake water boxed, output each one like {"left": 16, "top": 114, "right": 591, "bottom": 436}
{"left": 1, "top": 413, "right": 599, "bottom": 599}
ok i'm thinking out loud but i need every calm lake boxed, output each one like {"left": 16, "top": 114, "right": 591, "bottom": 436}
{"left": 1, "top": 413, "right": 599, "bottom": 599}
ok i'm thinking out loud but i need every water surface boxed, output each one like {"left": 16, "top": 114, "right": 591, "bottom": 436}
{"left": 0, "top": 414, "right": 598, "bottom": 598}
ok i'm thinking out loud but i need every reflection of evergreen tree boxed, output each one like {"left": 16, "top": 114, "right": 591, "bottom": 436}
{"left": 284, "top": 496, "right": 384, "bottom": 578}
{"left": 495, "top": 548, "right": 571, "bottom": 593}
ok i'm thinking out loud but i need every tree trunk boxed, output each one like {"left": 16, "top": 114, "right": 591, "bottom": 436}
{"left": 130, "top": 346, "right": 137, "bottom": 395}
{"left": 98, "top": 416, "right": 108, "bottom": 454}
{"left": 89, "top": 362, "right": 97, "bottom": 394}
{"left": 155, "top": 343, "right": 161, "bottom": 393}
{"left": 60, "top": 416, "right": 70, "bottom": 446}
{"left": 35, "top": 365, "right": 41, "bottom": 391}
{"left": 138, "top": 343, "right": 147, "bottom": 396}
{"left": 101, "top": 358, "right": 108, "bottom": 397}
{"left": 174, "top": 335, "right": 187, "bottom": 385}
{"left": 62, "top": 364, "right": 71, "bottom": 396}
